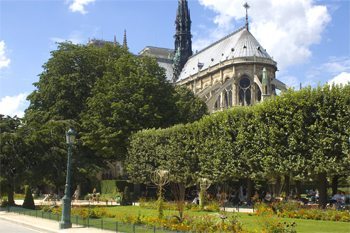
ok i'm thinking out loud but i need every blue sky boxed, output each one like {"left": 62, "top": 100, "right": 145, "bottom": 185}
{"left": 0, "top": 0, "right": 349, "bottom": 117}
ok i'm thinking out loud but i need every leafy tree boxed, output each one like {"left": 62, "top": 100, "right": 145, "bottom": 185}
{"left": 173, "top": 86, "right": 207, "bottom": 123}
{"left": 81, "top": 55, "right": 207, "bottom": 161}
{"left": 306, "top": 85, "right": 350, "bottom": 208}
{"left": 24, "top": 42, "right": 128, "bottom": 192}
{"left": 0, "top": 115, "right": 28, "bottom": 205}
{"left": 127, "top": 84, "right": 350, "bottom": 209}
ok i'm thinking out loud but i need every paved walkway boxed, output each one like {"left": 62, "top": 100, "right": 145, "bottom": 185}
{"left": 221, "top": 207, "right": 254, "bottom": 213}
{"left": 0, "top": 211, "right": 115, "bottom": 233}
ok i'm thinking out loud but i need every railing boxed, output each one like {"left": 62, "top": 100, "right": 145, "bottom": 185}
{"left": 0, "top": 206, "right": 179, "bottom": 233}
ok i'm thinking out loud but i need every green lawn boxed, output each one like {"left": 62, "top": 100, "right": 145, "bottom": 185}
{"left": 104, "top": 206, "right": 350, "bottom": 233}
{"left": 5, "top": 205, "right": 349, "bottom": 232}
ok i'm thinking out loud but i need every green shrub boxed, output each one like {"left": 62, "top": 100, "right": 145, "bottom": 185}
{"left": 100, "top": 180, "right": 118, "bottom": 194}
{"left": 256, "top": 201, "right": 350, "bottom": 222}
{"left": 22, "top": 185, "right": 35, "bottom": 209}
{"left": 121, "top": 186, "right": 132, "bottom": 205}
{"left": 1, "top": 198, "right": 9, "bottom": 207}
{"left": 100, "top": 180, "right": 133, "bottom": 194}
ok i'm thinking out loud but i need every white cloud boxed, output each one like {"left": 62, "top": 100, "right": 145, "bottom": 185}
{"left": 322, "top": 57, "right": 350, "bottom": 74}
{"left": 280, "top": 75, "right": 300, "bottom": 89}
{"left": 328, "top": 72, "right": 350, "bottom": 86}
{"left": 0, "top": 93, "right": 28, "bottom": 118}
{"left": 68, "top": 0, "right": 95, "bottom": 15}
{"left": 306, "top": 56, "right": 350, "bottom": 83}
{"left": 197, "top": 0, "right": 331, "bottom": 69}
{"left": 0, "top": 40, "right": 11, "bottom": 69}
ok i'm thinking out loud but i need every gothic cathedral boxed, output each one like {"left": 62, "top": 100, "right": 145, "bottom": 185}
{"left": 139, "top": 1, "right": 287, "bottom": 113}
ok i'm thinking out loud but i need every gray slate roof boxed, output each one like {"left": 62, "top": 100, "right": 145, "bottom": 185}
{"left": 178, "top": 27, "right": 274, "bottom": 81}
{"left": 158, "top": 60, "right": 174, "bottom": 81}
{"left": 139, "top": 46, "right": 174, "bottom": 81}
{"left": 139, "top": 46, "right": 174, "bottom": 60}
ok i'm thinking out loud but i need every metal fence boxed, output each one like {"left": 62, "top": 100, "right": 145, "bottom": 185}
{"left": 1, "top": 206, "right": 179, "bottom": 233}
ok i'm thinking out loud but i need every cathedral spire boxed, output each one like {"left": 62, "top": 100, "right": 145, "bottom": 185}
{"left": 243, "top": 2, "right": 250, "bottom": 31}
{"left": 123, "top": 29, "right": 128, "bottom": 49}
{"left": 173, "top": 0, "right": 192, "bottom": 82}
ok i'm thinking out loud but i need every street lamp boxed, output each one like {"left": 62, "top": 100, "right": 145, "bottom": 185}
{"left": 59, "top": 128, "right": 76, "bottom": 229}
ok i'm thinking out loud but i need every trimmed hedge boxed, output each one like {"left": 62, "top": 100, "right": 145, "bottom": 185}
{"left": 100, "top": 180, "right": 133, "bottom": 194}
{"left": 126, "top": 85, "right": 350, "bottom": 203}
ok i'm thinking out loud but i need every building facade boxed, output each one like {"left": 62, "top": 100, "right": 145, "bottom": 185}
{"left": 141, "top": 1, "right": 286, "bottom": 113}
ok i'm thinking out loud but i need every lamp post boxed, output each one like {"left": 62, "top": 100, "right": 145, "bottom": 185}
{"left": 198, "top": 177, "right": 211, "bottom": 210}
{"left": 59, "top": 128, "right": 76, "bottom": 229}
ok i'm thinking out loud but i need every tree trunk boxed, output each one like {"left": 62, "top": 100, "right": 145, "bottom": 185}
{"left": 7, "top": 183, "right": 15, "bottom": 206}
{"left": 246, "top": 179, "right": 253, "bottom": 204}
{"left": 318, "top": 173, "right": 328, "bottom": 209}
{"left": 295, "top": 180, "right": 301, "bottom": 199}
{"left": 284, "top": 175, "right": 290, "bottom": 198}
{"left": 274, "top": 176, "right": 281, "bottom": 197}
{"left": 331, "top": 175, "right": 339, "bottom": 196}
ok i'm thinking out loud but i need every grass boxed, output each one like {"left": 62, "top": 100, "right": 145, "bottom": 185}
{"left": 104, "top": 205, "right": 350, "bottom": 233}
{"left": 4, "top": 205, "right": 350, "bottom": 232}
{"left": 236, "top": 212, "right": 350, "bottom": 233}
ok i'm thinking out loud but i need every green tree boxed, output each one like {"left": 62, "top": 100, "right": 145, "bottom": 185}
{"left": 0, "top": 115, "right": 28, "bottom": 205}
{"left": 81, "top": 55, "right": 207, "bottom": 161}
{"left": 173, "top": 86, "right": 208, "bottom": 123}
{"left": 24, "top": 42, "right": 127, "bottom": 192}
{"left": 306, "top": 85, "right": 350, "bottom": 208}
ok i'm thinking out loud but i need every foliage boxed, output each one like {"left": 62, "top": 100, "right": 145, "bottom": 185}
{"left": 127, "top": 85, "right": 350, "bottom": 208}
{"left": 8, "top": 41, "right": 206, "bottom": 194}
{"left": 22, "top": 185, "right": 35, "bottom": 209}
{"left": 121, "top": 186, "right": 132, "bottom": 206}
{"left": 0, "top": 115, "right": 30, "bottom": 205}
{"left": 100, "top": 180, "right": 118, "bottom": 194}
{"left": 112, "top": 210, "right": 244, "bottom": 232}
{"left": 1, "top": 198, "right": 9, "bottom": 207}
{"left": 255, "top": 202, "right": 350, "bottom": 222}
{"left": 173, "top": 86, "right": 208, "bottom": 123}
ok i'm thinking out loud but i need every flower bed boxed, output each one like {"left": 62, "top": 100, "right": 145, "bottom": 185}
{"left": 255, "top": 202, "right": 350, "bottom": 222}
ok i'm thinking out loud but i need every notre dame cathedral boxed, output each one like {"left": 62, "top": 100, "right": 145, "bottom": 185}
{"left": 95, "top": 1, "right": 287, "bottom": 179}
{"left": 139, "top": 0, "right": 286, "bottom": 113}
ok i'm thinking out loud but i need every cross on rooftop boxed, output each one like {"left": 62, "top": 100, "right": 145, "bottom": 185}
{"left": 243, "top": 2, "right": 250, "bottom": 30}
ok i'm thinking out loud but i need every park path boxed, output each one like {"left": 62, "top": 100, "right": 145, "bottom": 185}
{"left": 0, "top": 211, "right": 115, "bottom": 233}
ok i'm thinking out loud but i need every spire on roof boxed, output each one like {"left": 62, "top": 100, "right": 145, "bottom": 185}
{"left": 173, "top": 0, "right": 193, "bottom": 82}
{"left": 243, "top": 2, "right": 250, "bottom": 31}
{"left": 114, "top": 35, "right": 117, "bottom": 47}
{"left": 123, "top": 29, "right": 128, "bottom": 49}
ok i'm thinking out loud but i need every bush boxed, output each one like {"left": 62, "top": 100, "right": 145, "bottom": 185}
{"left": 121, "top": 186, "right": 132, "bottom": 205}
{"left": 100, "top": 180, "right": 133, "bottom": 194}
{"left": 255, "top": 201, "right": 350, "bottom": 222}
{"left": 1, "top": 198, "right": 9, "bottom": 207}
{"left": 22, "top": 185, "right": 35, "bottom": 209}
{"left": 100, "top": 180, "right": 118, "bottom": 194}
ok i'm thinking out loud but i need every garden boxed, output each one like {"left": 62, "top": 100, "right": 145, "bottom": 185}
{"left": 24, "top": 202, "right": 350, "bottom": 232}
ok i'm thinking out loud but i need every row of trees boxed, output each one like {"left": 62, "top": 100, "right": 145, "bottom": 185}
{"left": 0, "top": 42, "right": 207, "bottom": 203}
{"left": 127, "top": 85, "right": 350, "bottom": 208}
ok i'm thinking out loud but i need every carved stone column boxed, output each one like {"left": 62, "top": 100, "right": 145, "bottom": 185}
{"left": 220, "top": 91, "right": 224, "bottom": 110}
{"left": 232, "top": 82, "right": 237, "bottom": 106}
{"left": 251, "top": 83, "right": 255, "bottom": 105}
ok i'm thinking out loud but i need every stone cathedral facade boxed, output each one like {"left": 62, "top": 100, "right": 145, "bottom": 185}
{"left": 140, "top": 0, "right": 286, "bottom": 113}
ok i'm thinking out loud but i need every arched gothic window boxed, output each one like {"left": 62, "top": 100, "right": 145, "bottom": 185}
{"left": 224, "top": 86, "right": 232, "bottom": 108}
{"left": 239, "top": 75, "right": 251, "bottom": 106}
{"left": 214, "top": 94, "right": 221, "bottom": 110}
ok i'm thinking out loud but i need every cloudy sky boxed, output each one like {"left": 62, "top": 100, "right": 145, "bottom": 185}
{"left": 0, "top": 0, "right": 349, "bottom": 117}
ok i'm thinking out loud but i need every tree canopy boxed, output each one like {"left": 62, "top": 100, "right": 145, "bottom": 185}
{"left": 127, "top": 85, "right": 350, "bottom": 207}
{"left": 7, "top": 41, "right": 207, "bottom": 195}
